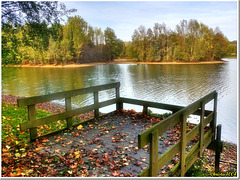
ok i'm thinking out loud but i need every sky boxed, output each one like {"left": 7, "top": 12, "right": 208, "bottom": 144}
{"left": 62, "top": 1, "right": 238, "bottom": 42}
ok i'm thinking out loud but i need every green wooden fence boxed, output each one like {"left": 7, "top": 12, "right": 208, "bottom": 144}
{"left": 132, "top": 90, "right": 220, "bottom": 177}
{"left": 17, "top": 82, "right": 121, "bottom": 141}
{"left": 17, "top": 82, "right": 221, "bottom": 176}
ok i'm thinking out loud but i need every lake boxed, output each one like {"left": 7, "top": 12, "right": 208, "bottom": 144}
{"left": 2, "top": 59, "right": 237, "bottom": 143}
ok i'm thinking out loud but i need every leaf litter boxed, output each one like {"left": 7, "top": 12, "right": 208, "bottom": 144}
{"left": 2, "top": 94, "right": 237, "bottom": 177}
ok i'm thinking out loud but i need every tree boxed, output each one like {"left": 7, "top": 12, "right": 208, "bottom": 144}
{"left": 63, "top": 16, "right": 88, "bottom": 63}
{"left": 1, "top": 1, "right": 76, "bottom": 26}
{"left": 1, "top": 1, "right": 76, "bottom": 65}
{"left": 104, "top": 27, "right": 123, "bottom": 60}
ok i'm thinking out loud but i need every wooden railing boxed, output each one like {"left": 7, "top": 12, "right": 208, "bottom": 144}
{"left": 17, "top": 82, "right": 121, "bottom": 141}
{"left": 134, "top": 91, "right": 219, "bottom": 177}
{"left": 18, "top": 82, "right": 221, "bottom": 176}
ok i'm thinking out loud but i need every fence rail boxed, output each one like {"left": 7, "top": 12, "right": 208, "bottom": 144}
{"left": 17, "top": 82, "right": 221, "bottom": 176}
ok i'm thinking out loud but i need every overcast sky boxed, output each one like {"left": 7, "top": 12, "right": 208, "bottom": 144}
{"left": 63, "top": 1, "right": 238, "bottom": 42}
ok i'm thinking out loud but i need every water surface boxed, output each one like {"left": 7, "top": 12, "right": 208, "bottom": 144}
{"left": 2, "top": 59, "right": 237, "bottom": 143}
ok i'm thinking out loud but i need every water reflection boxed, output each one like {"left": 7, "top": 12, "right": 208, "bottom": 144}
{"left": 2, "top": 59, "right": 237, "bottom": 143}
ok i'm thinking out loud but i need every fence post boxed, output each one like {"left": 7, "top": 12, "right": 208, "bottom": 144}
{"left": 150, "top": 129, "right": 159, "bottom": 176}
{"left": 199, "top": 101, "right": 205, "bottom": 155}
{"left": 65, "top": 97, "right": 72, "bottom": 127}
{"left": 143, "top": 105, "right": 148, "bottom": 115}
{"left": 180, "top": 113, "right": 187, "bottom": 177}
{"left": 28, "top": 104, "right": 37, "bottom": 141}
{"left": 116, "top": 87, "right": 123, "bottom": 110}
{"left": 94, "top": 91, "right": 99, "bottom": 118}
{"left": 215, "top": 124, "right": 222, "bottom": 173}
{"left": 211, "top": 92, "right": 218, "bottom": 141}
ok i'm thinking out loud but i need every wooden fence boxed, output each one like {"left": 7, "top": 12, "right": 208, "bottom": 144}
{"left": 130, "top": 90, "right": 220, "bottom": 177}
{"left": 17, "top": 82, "right": 121, "bottom": 141}
{"left": 17, "top": 82, "right": 222, "bottom": 176}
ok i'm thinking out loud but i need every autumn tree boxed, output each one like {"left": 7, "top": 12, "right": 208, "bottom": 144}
{"left": 104, "top": 27, "right": 124, "bottom": 60}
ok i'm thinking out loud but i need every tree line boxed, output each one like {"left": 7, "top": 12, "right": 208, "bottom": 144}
{"left": 125, "top": 19, "right": 235, "bottom": 61}
{"left": 1, "top": 1, "right": 236, "bottom": 65}
{"left": 2, "top": 15, "right": 124, "bottom": 65}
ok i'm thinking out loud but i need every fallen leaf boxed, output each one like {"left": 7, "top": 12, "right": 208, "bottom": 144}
{"left": 134, "top": 162, "right": 143, "bottom": 166}
{"left": 111, "top": 170, "right": 121, "bottom": 177}
{"left": 77, "top": 125, "right": 83, "bottom": 130}
{"left": 168, "top": 164, "right": 174, "bottom": 169}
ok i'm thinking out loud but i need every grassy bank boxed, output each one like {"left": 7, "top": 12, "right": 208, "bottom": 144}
{"left": 1, "top": 99, "right": 237, "bottom": 177}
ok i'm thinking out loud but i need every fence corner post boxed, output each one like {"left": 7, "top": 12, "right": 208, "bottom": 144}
{"left": 116, "top": 87, "right": 123, "bottom": 111}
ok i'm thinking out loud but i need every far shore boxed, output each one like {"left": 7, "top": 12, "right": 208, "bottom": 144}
{"left": 13, "top": 59, "right": 228, "bottom": 68}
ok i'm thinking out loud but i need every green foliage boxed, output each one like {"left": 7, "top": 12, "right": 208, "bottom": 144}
{"left": 2, "top": 15, "right": 124, "bottom": 65}
{"left": 131, "top": 19, "right": 232, "bottom": 62}
{"left": 104, "top": 27, "right": 124, "bottom": 60}
{"left": 185, "top": 158, "right": 209, "bottom": 177}
{"left": 2, "top": 16, "right": 234, "bottom": 65}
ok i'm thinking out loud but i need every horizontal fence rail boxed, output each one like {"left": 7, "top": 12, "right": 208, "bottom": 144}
{"left": 118, "top": 97, "right": 212, "bottom": 122}
{"left": 17, "top": 82, "right": 120, "bottom": 107}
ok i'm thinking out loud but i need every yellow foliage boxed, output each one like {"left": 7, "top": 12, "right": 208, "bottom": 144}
{"left": 77, "top": 125, "right": 83, "bottom": 130}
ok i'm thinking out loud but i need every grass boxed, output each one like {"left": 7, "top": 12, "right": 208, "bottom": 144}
{"left": 1, "top": 103, "right": 67, "bottom": 145}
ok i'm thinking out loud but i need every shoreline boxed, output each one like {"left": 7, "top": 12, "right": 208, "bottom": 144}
{"left": 13, "top": 59, "right": 228, "bottom": 68}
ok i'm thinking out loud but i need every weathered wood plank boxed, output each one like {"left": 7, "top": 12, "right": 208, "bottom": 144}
{"left": 65, "top": 97, "right": 72, "bottom": 127}
{"left": 17, "top": 82, "right": 120, "bottom": 107}
{"left": 94, "top": 92, "right": 99, "bottom": 118}
{"left": 199, "top": 102, "right": 205, "bottom": 155}
{"left": 158, "top": 140, "right": 181, "bottom": 170}
{"left": 120, "top": 97, "right": 184, "bottom": 112}
{"left": 20, "top": 98, "right": 118, "bottom": 130}
{"left": 203, "top": 111, "right": 214, "bottom": 127}
{"left": 167, "top": 162, "right": 180, "bottom": 177}
{"left": 143, "top": 105, "right": 148, "bottom": 115}
{"left": 211, "top": 93, "right": 218, "bottom": 141}
{"left": 186, "top": 124, "right": 200, "bottom": 144}
{"left": 28, "top": 105, "right": 37, "bottom": 141}
{"left": 138, "top": 166, "right": 150, "bottom": 177}
{"left": 150, "top": 130, "right": 159, "bottom": 176}
{"left": 115, "top": 87, "right": 123, "bottom": 110}
{"left": 180, "top": 113, "right": 187, "bottom": 177}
